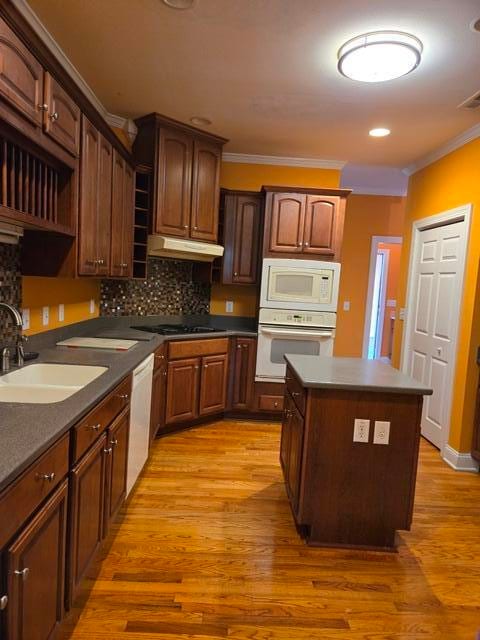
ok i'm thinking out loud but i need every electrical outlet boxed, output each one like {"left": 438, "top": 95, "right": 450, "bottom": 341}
{"left": 399, "top": 307, "right": 406, "bottom": 320}
{"left": 343, "top": 300, "right": 350, "bottom": 311}
{"left": 374, "top": 421, "right": 390, "bottom": 445}
{"left": 353, "top": 418, "right": 370, "bottom": 443}
{"left": 225, "top": 300, "right": 234, "bottom": 313}
{"left": 386, "top": 299, "right": 396, "bottom": 308}
{"left": 22, "top": 308, "right": 30, "bottom": 331}
{"left": 58, "top": 304, "right": 65, "bottom": 322}
{"left": 89, "top": 299, "right": 95, "bottom": 314}
{"left": 42, "top": 306, "right": 49, "bottom": 326}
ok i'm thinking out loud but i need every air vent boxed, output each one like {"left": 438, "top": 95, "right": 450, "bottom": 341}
{"left": 458, "top": 90, "right": 480, "bottom": 110}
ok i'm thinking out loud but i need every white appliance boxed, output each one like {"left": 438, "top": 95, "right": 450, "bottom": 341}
{"left": 260, "top": 258, "right": 340, "bottom": 312}
{"left": 256, "top": 308, "right": 336, "bottom": 382}
{"left": 148, "top": 235, "right": 224, "bottom": 262}
{"left": 126, "top": 354, "right": 154, "bottom": 496}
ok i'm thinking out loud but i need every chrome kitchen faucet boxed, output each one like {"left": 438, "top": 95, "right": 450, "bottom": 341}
{"left": 0, "top": 302, "right": 26, "bottom": 371}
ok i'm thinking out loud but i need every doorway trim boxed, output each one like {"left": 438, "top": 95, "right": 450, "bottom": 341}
{"left": 400, "top": 203, "right": 472, "bottom": 456}
{"left": 362, "top": 236, "right": 402, "bottom": 358}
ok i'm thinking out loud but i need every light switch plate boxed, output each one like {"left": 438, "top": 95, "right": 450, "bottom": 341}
{"left": 89, "top": 299, "right": 95, "bottom": 314}
{"left": 386, "top": 299, "right": 396, "bottom": 308}
{"left": 225, "top": 300, "right": 234, "bottom": 313}
{"left": 58, "top": 304, "right": 65, "bottom": 322}
{"left": 374, "top": 421, "right": 390, "bottom": 445}
{"left": 22, "top": 308, "right": 30, "bottom": 331}
{"left": 42, "top": 306, "right": 49, "bottom": 326}
{"left": 353, "top": 418, "right": 370, "bottom": 443}
{"left": 399, "top": 307, "right": 406, "bottom": 321}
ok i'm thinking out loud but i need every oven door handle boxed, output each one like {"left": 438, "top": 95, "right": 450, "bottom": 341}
{"left": 259, "top": 327, "right": 335, "bottom": 338}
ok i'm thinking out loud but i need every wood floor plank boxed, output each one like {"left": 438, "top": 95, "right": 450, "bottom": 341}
{"left": 59, "top": 421, "right": 480, "bottom": 640}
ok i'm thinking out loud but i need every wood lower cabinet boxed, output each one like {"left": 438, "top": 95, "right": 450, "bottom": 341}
{"left": 165, "top": 358, "right": 200, "bottom": 425}
{"left": 281, "top": 392, "right": 305, "bottom": 515}
{"left": 263, "top": 187, "right": 350, "bottom": 260}
{"left": 5, "top": 480, "right": 68, "bottom": 640}
{"left": 220, "top": 190, "right": 262, "bottom": 285}
{"left": 199, "top": 354, "right": 228, "bottom": 416}
{"left": 43, "top": 71, "right": 80, "bottom": 156}
{"left": 231, "top": 337, "right": 256, "bottom": 411}
{"left": 150, "top": 345, "right": 167, "bottom": 442}
{"left": 103, "top": 408, "right": 130, "bottom": 533}
{"left": 110, "top": 149, "right": 134, "bottom": 278}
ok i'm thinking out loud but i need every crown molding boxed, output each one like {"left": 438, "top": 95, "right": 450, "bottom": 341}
{"left": 403, "top": 123, "right": 480, "bottom": 176}
{"left": 222, "top": 152, "right": 346, "bottom": 170}
{"left": 11, "top": 0, "right": 137, "bottom": 142}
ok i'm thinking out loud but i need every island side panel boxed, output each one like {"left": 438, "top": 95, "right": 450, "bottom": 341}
{"left": 301, "top": 388, "right": 423, "bottom": 550}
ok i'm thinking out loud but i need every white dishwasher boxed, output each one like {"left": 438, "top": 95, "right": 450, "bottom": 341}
{"left": 127, "top": 353, "right": 154, "bottom": 496}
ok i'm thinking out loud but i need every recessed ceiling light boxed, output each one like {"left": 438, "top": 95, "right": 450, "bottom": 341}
{"left": 369, "top": 128, "right": 391, "bottom": 137}
{"left": 470, "top": 18, "right": 480, "bottom": 33}
{"left": 190, "top": 116, "right": 212, "bottom": 126}
{"left": 338, "top": 31, "right": 423, "bottom": 82}
{"left": 162, "top": 0, "right": 194, "bottom": 9}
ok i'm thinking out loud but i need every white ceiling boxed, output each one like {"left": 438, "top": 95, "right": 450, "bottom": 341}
{"left": 26, "top": 0, "right": 480, "bottom": 167}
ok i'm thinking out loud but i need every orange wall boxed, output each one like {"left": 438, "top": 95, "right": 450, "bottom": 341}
{"left": 378, "top": 242, "right": 402, "bottom": 358}
{"left": 334, "top": 195, "right": 406, "bottom": 357}
{"left": 22, "top": 277, "right": 100, "bottom": 335}
{"left": 392, "top": 138, "right": 480, "bottom": 454}
{"left": 212, "top": 161, "right": 341, "bottom": 317}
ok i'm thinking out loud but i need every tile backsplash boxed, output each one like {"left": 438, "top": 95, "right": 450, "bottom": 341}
{"left": 100, "top": 258, "right": 210, "bottom": 317}
{"left": 0, "top": 243, "right": 22, "bottom": 345}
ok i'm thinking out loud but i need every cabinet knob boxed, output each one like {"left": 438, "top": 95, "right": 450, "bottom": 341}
{"left": 0, "top": 595, "right": 7, "bottom": 611}
{"left": 297, "top": 242, "right": 303, "bottom": 247}
{"left": 204, "top": 364, "right": 208, "bottom": 368}
{"left": 120, "top": 263, "right": 128, "bottom": 268}
{"left": 37, "top": 103, "right": 48, "bottom": 111}
{"left": 194, "top": 226, "right": 198, "bottom": 230}
{"left": 117, "top": 394, "right": 129, "bottom": 400}
{"left": 163, "top": 370, "right": 167, "bottom": 376}
{"left": 36, "top": 472, "right": 55, "bottom": 482}
{"left": 274, "top": 401, "right": 278, "bottom": 408}
{"left": 304, "top": 242, "right": 309, "bottom": 247}
{"left": 88, "top": 423, "right": 101, "bottom": 431}
{"left": 155, "top": 354, "right": 165, "bottom": 360}
{"left": 237, "top": 344, "right": 242, "bottom": 349}
{"left": 14, "top": 568, "right": 30, "bottom": 582}
{"left": 49, "top": 111, "right": 59, "bottom": 121}
{"left": 292, "top": 392, "right": 300, "bottom": 397}
{"left": 234, "top": 272, "right": 238, "bottom": 277}
{"left": 184, "top": 225, "right": 188, "bottom": 229}
{"left": 103, "top": 447, "right": 113, "bottom": 455}
{"left": 110, "top": 438, "right": 118, "bottom": 447}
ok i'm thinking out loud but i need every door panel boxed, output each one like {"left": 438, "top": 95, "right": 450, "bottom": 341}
{"left": 407, "top": 220, "right": 467, "bottom": 449}
{"left": 110, "top": 150, "right": 126, "bottom": 277}
{"left": 6, "top": 481, "right": 67, "bottom": 640}
{"left": 303, "top": 196, "right": 338, "bottom": 255}
{"left": 96, "top": 135, "right": 112, "bottom": 276}
{"left": 287, "top": 404, "right": 305, "bottom": 514}
{"left": 150, "top": 364, "right": 167, "bottom": 441}
{"left": 43, "top": 72, "right": 80, "bottom": 155}
{"left": 191, "top": 140, "right": 221, "bottom": 242}
{"left": 199, "top": 354, "right": 228, "bottom": 416}
{"left": 231, "top": 338, "right": 256, "bottom": 410}
{"left": 232, "top": 196, "right": 260, "bottom": 284}
{"left": 78, "top": 116, "right": 99, "bottom": 275}
{"left": 269, "top": 194, "right": 305, "bottom": 253}
{"left": 121, "top": 163, "right": 134, "bottom": 278}
{"left": 165, "top": 358, "right": 200, "bottom": 425}
{"left": 155, "top": 128, "right": 192, "bottom": 237}
{"left": 104, "top": 409, "right": 129, "bottom": 533}
{"left": 0, "top": 19, "right": 44, "bottom": 127}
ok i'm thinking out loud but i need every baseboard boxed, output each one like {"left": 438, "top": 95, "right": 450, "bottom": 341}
{"left": 442, "top": 444, "right": 479, "bottom": 472}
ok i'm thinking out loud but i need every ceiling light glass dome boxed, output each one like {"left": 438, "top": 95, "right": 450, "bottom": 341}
{"left": 338, "top": 31, "right": 423, "bottom": 82}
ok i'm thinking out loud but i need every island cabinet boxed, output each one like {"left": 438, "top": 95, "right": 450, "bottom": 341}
{"left": 217, "top": 190, "right": 263, "bottom": 285}
{"left": 281, "top": 359, "right": 431, "bottom": 550}
{"left": 165, "top": 338, "right": 229, "bottom": 425}
{"left": 133, "top": 113, "right": 228, "bottom": 243}
{"left": 262, "top": 186, "right": 351, "bottom": 261}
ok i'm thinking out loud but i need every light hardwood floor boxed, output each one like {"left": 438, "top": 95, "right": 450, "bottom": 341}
{"left": 61, "top": 420, "right": 480, "bottom": 640}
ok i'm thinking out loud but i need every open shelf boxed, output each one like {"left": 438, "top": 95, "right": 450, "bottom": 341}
{"left": 133, "top": 165, "right": 152, "bottom": 280}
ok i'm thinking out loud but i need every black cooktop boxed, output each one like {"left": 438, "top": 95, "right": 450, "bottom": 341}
{"left": 130, "top": 324, "right": 226, "bottom": 336}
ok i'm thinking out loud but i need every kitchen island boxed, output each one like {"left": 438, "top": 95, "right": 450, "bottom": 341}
{"left": 282, "top": 355, "right": 432, "bottom": 551}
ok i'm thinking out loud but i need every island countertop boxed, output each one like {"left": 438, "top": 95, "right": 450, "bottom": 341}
{"left": 285, "top": 355, "right": 433, "bottom": 395}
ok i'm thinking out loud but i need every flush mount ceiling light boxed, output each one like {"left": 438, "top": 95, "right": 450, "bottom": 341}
{"left": 162, "top": 0, "right": 194, "bottom": 9}
{"left": 338, "top": 31, "right": 423, "bottom": 82}
{"left": 190, "top": 116, "right": 212, "bottom": 126}
{"left": 369, "top": 127, "right": 391, "bottom": 137}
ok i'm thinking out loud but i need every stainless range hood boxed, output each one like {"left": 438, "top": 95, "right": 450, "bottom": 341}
{"left": 148, "top": 235, "right": 224, "bottom": 262}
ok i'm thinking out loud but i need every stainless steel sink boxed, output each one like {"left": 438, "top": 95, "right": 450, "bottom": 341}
{"left": 0, "top": 363, "right": 108, "bottom": 404}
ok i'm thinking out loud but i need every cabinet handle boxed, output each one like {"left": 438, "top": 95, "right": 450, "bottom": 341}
{"left": 194, "top": 365, "right": 199, "bottom": 370}
{"left": 193, "top": 226, "right": 198, "bottom": 230}
{"left": 37, "top": 103, "right": 48, "bottom": 111}
{"left": 292, "top": 392, "right": 300, "bottom": 397}
{"left": 121, "top": 263, "right": 128, "bottom": 268}
{"left": 36, "top": 472, "right": 55, "bottom": 482}
{"left": 237, "top": 344, "right": 242, "bottom": 349}
{"left": 155, "top": 354, "right": 165, "bottom": 360}
{"left": 0, "top": 595, "right": 7, "bottom": 611}
{"left": 297, "top": 242, "right": 303, "bottom": 247}
{"left": 117, "top": 394, "right": 129, "bottom": 400}
{"left": 204, "top": 364, "right": 208, "bottom": 368}
{"left": 184, "top": 225, "right": 188, "bottom": 229}
{"left": 304, "top": 242, "right": 309, "bottom": 247}
{"left": 14, "top": 568, "right": 30, "bottom": 582}
{"left": 88, "top": 423, "right": 101, "bottom": 431}
{"left": 49, "top": 111, "right": 59, "bottom": 121}
{"left": 274, "top": 401, "right": 279, "bottom": 408}
{"left": 284, "top": 409, "right": 292, "bottom": 418}
{"left": 110, "top": 438, "right": 118, "bottom": 447}
{"left": 103, "top": 447, "right": 113, "bottom": 455}
{"left": 163, "top": 370, "right": 167, "bottom": 376}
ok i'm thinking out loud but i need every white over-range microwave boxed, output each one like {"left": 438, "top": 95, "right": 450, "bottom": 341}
{"left": 259, "top": 259, "right": 341, "bottom": 312}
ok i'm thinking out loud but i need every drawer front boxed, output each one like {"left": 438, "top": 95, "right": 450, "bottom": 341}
{"left": 286, "top": 368, "right": 306, "bottom": 415}
{"left": 0, "top": 433, "right": 69, "bottom": 548}
{"left": 168, "top": 338, "right": 229, "bottom": 360}
{"left": 258, "top": 394, "right": 284, "bottom": 412}
{"left": 73, "top": 375, "right": 131, "bottom": 463}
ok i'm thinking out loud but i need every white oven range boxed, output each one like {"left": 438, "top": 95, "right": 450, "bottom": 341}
{"left": 255, "top": 308, "right": 336, "bottom": 382}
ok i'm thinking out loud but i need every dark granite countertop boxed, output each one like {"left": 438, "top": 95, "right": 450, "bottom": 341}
{"left": 0, "top": 315, "right": 257, "bottom": 492}
{"left": 285, "top": 355, "right": 433, "bottom": 395}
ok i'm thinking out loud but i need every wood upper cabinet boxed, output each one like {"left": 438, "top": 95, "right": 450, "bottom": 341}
{"left": 231, "top": 337, "right": 256, "bottom": 411}
{"left": 78, "top": 116, "right": 100, "bottom": 275}
{"left": 0, "top": 18, "right": 44, "bottom": 127}
{"left": 133, "top": 114, "right": 227, "bottom": 244}
{"left": 263, "top": 187, "right": 350, "bottom": 261}
{"left": 67, "top": 434, "right": 107, "bottom": 606}
{"left": 221, "top": 191, "right": 262, "bottom": 285}
{"left": 155, "top": 127, "right": 192, "bottom": 237}
{"left": 190, "top": 139, "right": 221, "bottom": 242}
{"left": 103, "top": 408, "right": 130, "bottom": 533}
{"left": 165, "top": 358, "right": 200, "bottom": 425}
{"left": 110, "top": 149, "right": 134, "bottom": 278}
{"left": 43, "top": 72, "right": 80, "bottom": 156}
{"left": 5, "top": 480, "right": 68, "bottom": 640}
{"left": 96, "top": 135, "right": 113, "bottom": 276}
{"left": 199, "top": 353, "right": 228, "bottom": 416}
